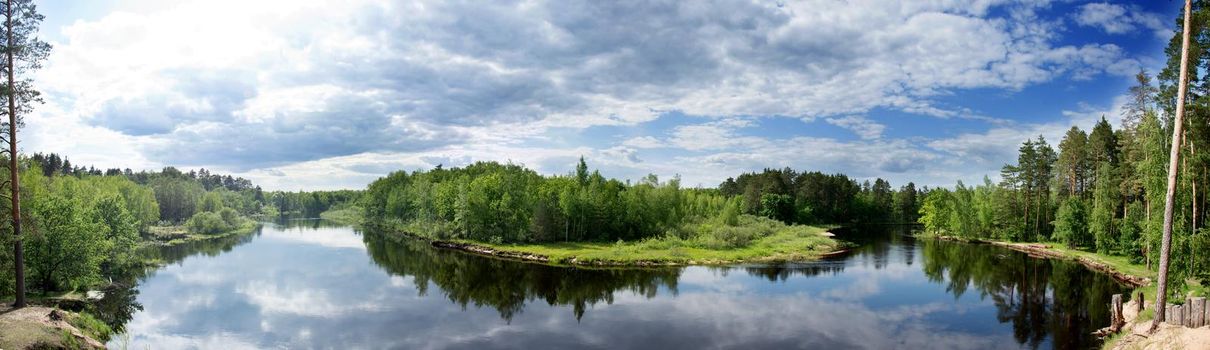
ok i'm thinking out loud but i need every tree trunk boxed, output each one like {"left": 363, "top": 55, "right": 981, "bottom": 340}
{"left": 1152, "top": 0, "right": 1193, "bottom": 333}
{"left": 6, "top": 0, "right": 25, "bottom": 309}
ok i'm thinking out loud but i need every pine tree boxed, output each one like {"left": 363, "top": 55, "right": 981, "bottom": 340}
{"left": 2, "top": 0, "right": 50, "bottom": 308}
{"left": 1153, "top": 0, "right": 1193, "bottom": 332}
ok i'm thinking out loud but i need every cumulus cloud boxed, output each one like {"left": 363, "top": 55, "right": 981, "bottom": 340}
{"left": 26, "top": 0, "right": 1154, "bottom": 189}
{"left": 826, "top": 116, "right": 886, "bottom": 140}
{"left": 1074, "top": 3, "right": 1170, "bottom": 38}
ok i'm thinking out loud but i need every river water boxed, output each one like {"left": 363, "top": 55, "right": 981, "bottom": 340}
{"left": 102, "top": 220, "right": 1129, "bottom": 349}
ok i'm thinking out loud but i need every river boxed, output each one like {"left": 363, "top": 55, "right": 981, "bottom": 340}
{"left": 101, "top": 220, "right": 1129, "bottom": 349}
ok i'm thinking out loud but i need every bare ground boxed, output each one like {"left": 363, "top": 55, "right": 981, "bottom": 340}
{"left": 0, "top": 305, "right": 105, "bottom": 350}
{"left": 1109, "top": 299, "right": 1210, "bottom": 350}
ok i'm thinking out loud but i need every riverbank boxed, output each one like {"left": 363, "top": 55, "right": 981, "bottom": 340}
{"left": 141, "top": 220, "right": 262, "bottom": 247}
{"left": 318, "top": 206, "right": 362, "bottom": 225}
{"left": 922, "top": 235, "right": 1151, "bottom": 287}
{"left": 1104, "top": 298, "right": 1210, "bottom": 350}
{"left": 381, "top": 223, "right": 843, "bottom": 266}
{"left": 0, "top": 305, "right": 107, "bottom": 349}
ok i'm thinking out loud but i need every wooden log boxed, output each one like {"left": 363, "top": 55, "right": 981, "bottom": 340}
{"left": 1175, "top": 305, "right": 1185, "bottom": 327}
{"left": 1192, "top": 297, "right": 1206, "bottom": 328}
{"left": 1166, "top": 305, "right": 1175, "bottom": 324}
{"left": 1111, "top": 294, "right": 1125, "bottom": 331}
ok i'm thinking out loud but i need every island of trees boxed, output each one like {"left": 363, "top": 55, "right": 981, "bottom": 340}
{"left": 359, "top": 158, "right": 918, "bottom": 264}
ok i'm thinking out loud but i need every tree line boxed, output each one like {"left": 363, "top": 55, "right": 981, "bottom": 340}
{"left": 0, "top": 153, "right": 360, "bottom": 300}
{"left": 919, "top": 69, "right": 1210, "bottom": 289}
{"left": 719, "top": 169, "right": 920, "bottom": 225}
{"left": 363, "top": 158, "right": 911, "bottom": 244}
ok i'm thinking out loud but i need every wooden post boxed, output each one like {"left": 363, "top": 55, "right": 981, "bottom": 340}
{"left": 1137, "top": 291, "right": 1145, "bottom": 314}
{"left": 1192, "top": 297, "right": 1206, "bottom": 328}
{"left": 1175, "top": 305, "right": 1185, "bottom": 326}
{"left": 1111, "top": 294, "right": 1125, "bottom": 331}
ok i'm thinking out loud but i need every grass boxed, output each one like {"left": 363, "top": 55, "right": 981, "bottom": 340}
{"left": 68, "top": 312, "right": 113, "bottom": 343}
{"left": 319, "top": 206, "right": 363, "bottom": 225}
{"left": 1041, "top": 243, "right": 1155, "bottom": 280}
{"left": 441, "top": 218, "right": 841, "bottom": 265}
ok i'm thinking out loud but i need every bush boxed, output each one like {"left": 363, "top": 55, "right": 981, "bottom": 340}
{"left": 695, "top": 215, "right": 779, "bottom": 249}
{"left": 186, "top": 211, "right": 231, "bottom": 235}
{"left": 218, "top": 207, "right": 241, "bottom": 227}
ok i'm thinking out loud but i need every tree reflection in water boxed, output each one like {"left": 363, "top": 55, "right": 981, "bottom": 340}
{"left": 99, "top": 221, "right": 1129, "bottom": 349}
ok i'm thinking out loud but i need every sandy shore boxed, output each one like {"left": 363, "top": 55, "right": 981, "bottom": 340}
{"left": 1108, "top": 299, "right": 1210, "bottom": 350}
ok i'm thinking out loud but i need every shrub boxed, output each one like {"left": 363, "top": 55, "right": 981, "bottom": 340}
{"left": 186, "top": 211, "right": 231, "bottom": 235}
{"left": 218, "top": 207, "right": 241, "bottom": 227}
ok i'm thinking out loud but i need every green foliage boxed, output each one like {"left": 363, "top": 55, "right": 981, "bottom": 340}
{"left": 0, "top": 156, "right": 278, "bottom": 299}
{"left": 185, "top": 211, "right": 233, "bottom": 235}
{"left": 918, "top": 189, "right": 952, "bottom": 236}
{"left": 365, "top": 161, "right": 743, "bottom": 243}
{"left": 218, "top": 207, "right": 240, "bottom": 228}
{"left": 1090, "top": 162, "right": 1120, "bottom": 254}
{"left": 25, "top": 194, "right": 109, "bottom": 292}
{"left": 722, "top": 169, "right": 897, "bottom": 224}
{"left": 199, "top": 191, "right": 225, "bottom": 212}
{"left": 68, "top": 312, "right": 114, "bottom": 342}
{"left": 1053, "top": 198, "right": 1091, "bottom": 249}
{"left": 150, "top": 176, "right": 204, "bottom": 223}
{"left": 269, "top": 189, "right": 360, "bottom": 218}
{"left": 757, "top": 193, "right": 793, "bottom": 222}
{"left": 93, "top": 195, "right": 139, "bottom": 276}
{"left": 1118, "top": 201, "right": 1144, "bottom": 258}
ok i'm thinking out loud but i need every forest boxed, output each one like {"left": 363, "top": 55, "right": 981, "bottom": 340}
{"left": 362, "top": 158, "right": 916, "bottom": 245}
{"left": 919, "top": 70, "right": 1210, "bottom": 293}
{"left": 0, "top": 153, "right": 358, "bottom": 300}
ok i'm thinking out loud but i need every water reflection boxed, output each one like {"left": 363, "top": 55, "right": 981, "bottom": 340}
{"left": 106, "top": 221, "right": 1127, "bottom": 349}
{"left": 364, "top": 233, "right": 681, "bottom": 321}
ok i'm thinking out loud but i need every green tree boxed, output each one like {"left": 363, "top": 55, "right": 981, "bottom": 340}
{"left": 2, "top": 0, "right": 52, "bottom": 307}
{"left": 150, "top": 177, "right": 203, "bottom": 223}
{"left": 93, "top": 195, "right": 138, "bottom": 277}
{"left": 1090, "top": 163, "right": 1121, "bottom": 254}
{"left": 1053, "top": 198, "right": 1091, "bottom": 249}
{"left": 918, "top": 189, "right": 952, "bottom": 236}
{"left": 25, "top": 195, "right": 107, "bottom": 292}
{"left": 1056, "top": 127, "right": 1089, "bottom": 197}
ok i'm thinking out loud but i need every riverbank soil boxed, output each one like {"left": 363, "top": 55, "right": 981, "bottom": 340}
{"left": 1108, "top": 299, "right": 1210, "bottom": 350}
{"left": 0, "top": 305, "right": 105, "bottom": 349}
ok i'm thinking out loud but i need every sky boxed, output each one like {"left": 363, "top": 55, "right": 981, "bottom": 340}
{"left": 25, "top": 0, "right": 1181, "bottom": 191}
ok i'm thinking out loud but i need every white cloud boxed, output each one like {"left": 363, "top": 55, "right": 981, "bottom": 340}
{"left": 1075, "top": 3, "right": 1170, "bottom": 39}
{"left": 826, "top": 116, "right": 886, "bottom": 140}
{"left": 668, "top": 118, "right": 764, "bottom": 151}
{"left": 23, "top": 0, "right": 1153, "bottom": 190}
{"left": 621, "top": 136, "right": 666, "bottom": 149}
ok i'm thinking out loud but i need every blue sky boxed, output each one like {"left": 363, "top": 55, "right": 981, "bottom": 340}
{"left": 26, "top": 0, "right": 1180, "bottom": 190}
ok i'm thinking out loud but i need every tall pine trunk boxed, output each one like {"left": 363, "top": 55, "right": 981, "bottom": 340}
{"left": 1152, "top": 0, "right": 1193, "bottom": 332}
{"left": 5, "top": 0, "right": 24, "bottom": 309}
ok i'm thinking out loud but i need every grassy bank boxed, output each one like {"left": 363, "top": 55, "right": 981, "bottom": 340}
{"left": 920, "top": 234, "right": 1153, "bottom": 287}
{"left": 379, "top": 215, "right": 843, "bottom": 266}
{"left": 319, "top": 206, "right": 363, "bottom": 225}
{"left": 142, "top": 220, "right": 261, "bottom": 247}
